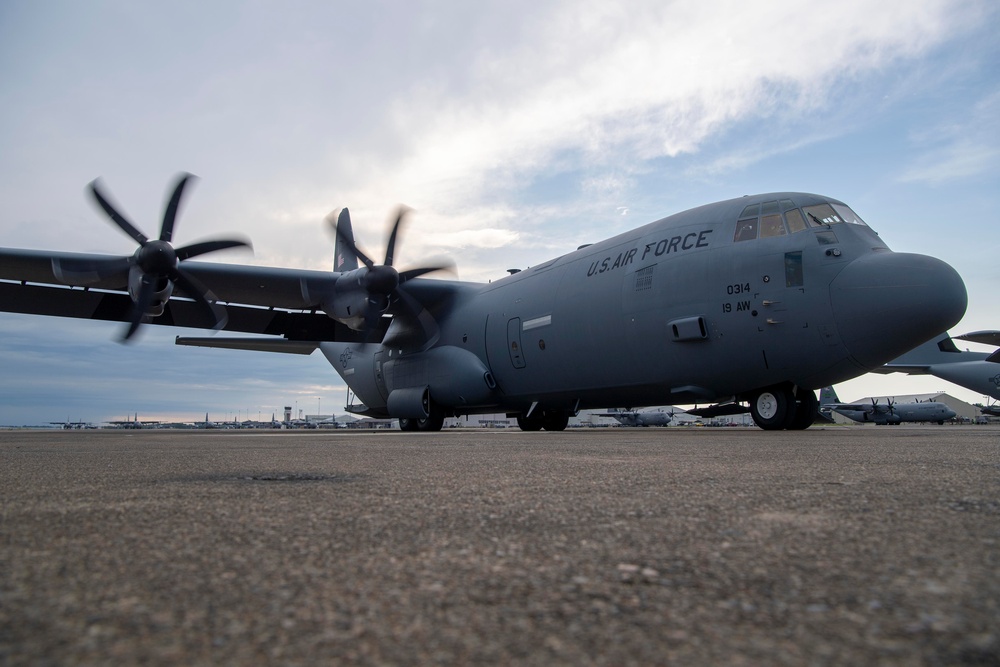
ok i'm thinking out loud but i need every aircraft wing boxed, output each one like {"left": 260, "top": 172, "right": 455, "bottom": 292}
{"left": 821, "top": 402, "right": 868, "bottom": 411}
{"left": 0, "top": 246, "right": 477, "bottom": 347}
{"left": 0, "top": 248, "right": 381, "bottom": 342}
{"left": 0, "top": 248, "right": 339, "bottom": 309}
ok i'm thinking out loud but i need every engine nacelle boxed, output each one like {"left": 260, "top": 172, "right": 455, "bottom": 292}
{"left": 322, "top": 268, "right": 388, "bottom": 331}
{"left": 387, "top": 386, "right": 431, "bottom": 418}
{"left": 128, "top": 266, "right": 172, "bottom": 317}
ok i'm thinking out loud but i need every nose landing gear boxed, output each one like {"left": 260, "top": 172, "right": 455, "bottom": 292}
{"left": 748, "top": 384, "right": 818, "bottom": 430}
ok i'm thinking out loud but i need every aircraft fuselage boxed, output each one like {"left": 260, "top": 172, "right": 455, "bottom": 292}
{"left": 323, "top": 192, "right": 967, "bottom": 429}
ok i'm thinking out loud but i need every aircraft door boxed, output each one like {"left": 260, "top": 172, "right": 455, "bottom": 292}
{"left": 373, "top": 347, "right": 390, "bottom": 402}
{"left": 755, "top": 250, "right": 813, "bottom": 371}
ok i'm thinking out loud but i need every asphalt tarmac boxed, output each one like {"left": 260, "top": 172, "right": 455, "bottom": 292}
{"left": 1, "top": 426, "right": 998, "bottom": 666}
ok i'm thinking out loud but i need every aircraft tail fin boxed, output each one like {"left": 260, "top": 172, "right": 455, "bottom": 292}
{"left": 819, "top": 386, "right": 840, "bottom": 406}
{"left": 332, "top": 208, "right": 359, "bottom": 273}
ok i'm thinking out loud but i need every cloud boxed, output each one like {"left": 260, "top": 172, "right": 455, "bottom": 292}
{"left": 322, "top": 0, "right": 984, "bottom": 259}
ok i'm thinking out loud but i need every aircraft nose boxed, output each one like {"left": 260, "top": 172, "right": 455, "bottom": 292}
{"left": 830, "top": 252, "right": 967, "bottom": 369}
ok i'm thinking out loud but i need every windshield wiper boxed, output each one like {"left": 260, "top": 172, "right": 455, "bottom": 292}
{"left": 808, "top": 212, "right": 830, "bottom": 228}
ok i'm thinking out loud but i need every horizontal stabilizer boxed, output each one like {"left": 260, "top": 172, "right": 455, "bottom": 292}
{"left": 872, "top": 364, "right": 931, "bottom": 374}
{"left": 175, "top": 337, "right": 319, "bottom": 355}
{"left": 954, "top": 330, "right": 1000, "bottom": 347}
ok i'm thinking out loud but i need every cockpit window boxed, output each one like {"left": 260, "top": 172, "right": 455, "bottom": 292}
{"left": 803, "top": 203, "right": 843, "bottom": 226}
{"left": 803, "top": 202, "right": 869, "bottom": 227}
{"left": 785, "top": 208, "right": 807, "bottom": 233}
{"left": 735, "top": 199, "right": 867, "bottom": 243}
{"left": 734, "top": 218, "right": 758, "bottom": 242}
{"left": 831, "top": 203, "right": 867, "bottom": 226}
{"left": 760, "top": 214, "right": 787, "bottom": 238}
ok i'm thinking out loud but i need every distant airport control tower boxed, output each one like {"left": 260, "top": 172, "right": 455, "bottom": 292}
{"left": 283, "top": 406, "right": 292, "bottom": 423}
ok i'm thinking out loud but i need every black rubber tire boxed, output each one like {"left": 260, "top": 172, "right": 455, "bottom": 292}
{"left": 517, "top": 414, "right": 543, "bottom": 431}
{"left": 750, "top": 386, "right": 792, "bottom": 430}
{"left": 785, "top": 389, "right": 819, "bottom": 430}
{"left": 542, "top": 412, "right": 569, "bottom": 431}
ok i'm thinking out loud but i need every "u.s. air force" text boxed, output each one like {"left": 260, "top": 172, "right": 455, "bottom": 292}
{"left": 586, "top": 229, "right": 713, "bottom": 277}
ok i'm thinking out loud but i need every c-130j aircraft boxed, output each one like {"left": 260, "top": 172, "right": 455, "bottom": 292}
{"left": 0, "top": 174, "right": 967, "bottom": 431}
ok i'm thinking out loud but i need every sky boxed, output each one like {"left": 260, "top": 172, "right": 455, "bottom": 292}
{"left": 0, "top": 0, "right": 997, "bottom": 425}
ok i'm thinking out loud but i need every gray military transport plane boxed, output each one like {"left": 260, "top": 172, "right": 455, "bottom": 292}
{"left": 0, "top": 174, "right": 968, "bottom": 431}
{"left": 819, "top": 387, "right": 957, "bottom": 425}
{"left": 598, "top": 408, "right": 676, "bottom": 427}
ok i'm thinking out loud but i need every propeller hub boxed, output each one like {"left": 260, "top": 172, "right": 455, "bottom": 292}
{"left": 364, "top": 265, "right": 399, "bottom": 294}
{"left": 137, "top": 240, "right": 177, "bottom": 274}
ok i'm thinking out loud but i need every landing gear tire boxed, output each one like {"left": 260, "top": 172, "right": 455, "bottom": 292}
{"left": 398, "top": 405, "right": 445, "bottom": 432}
{"left": 517, "top": 410, "right": 569, "bottom": 432}
{"left": 749, "top": 385, "right": 793, "bottom": 430}
{"left": 785, "top": 389, "right": 818, "bottom": 430}
{"left": 516, "top": 414, "right": 543, "bottom": 431}
{"left": 542, "top": 412, "right": 569, "bottom": 432}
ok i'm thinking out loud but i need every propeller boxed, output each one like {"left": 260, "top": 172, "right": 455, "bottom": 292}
{"left": 870, "top": 397, "right": 896, "bottom": 415}
{"left": 326, "top": 207, "right": 453, "bottom": 341}
{"left": 71, "top": 173, "right": 250, "bottom": 341}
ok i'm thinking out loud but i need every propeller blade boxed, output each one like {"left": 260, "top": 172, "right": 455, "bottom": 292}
{"left": 324, "top": 204, "right": 455, "bottom": 349}
{"left": 399, "top": 261, "right": 456, "bottom": 284}
{"left": 159, "top": 173, "right": 195, "bottom": 243}
{"left": 89, "top": 179, "right": 148, "bottom": 245}
{"left": 392, "top": 283, "right": 440, "bottom": 347}
{"left": 169, "top": 268, "right": 228, "bottom": 330}
{"left": 383, "top": 207, "right": 409, "bottom": 267}
{"left": 123, "top": 273, "right": 157, "bottom": 342}
{"left": 174, "top": 238, "right": 251, "bottom": 262}
{"left": 84, "top": 174, "right": 247, "bottom": 341}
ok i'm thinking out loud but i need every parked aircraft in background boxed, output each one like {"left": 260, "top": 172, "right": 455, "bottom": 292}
{"left": 599, "top": 407, "right": 677, "bottom": 427}
{"left": 0, "top": 174, "right": 968, "bottom": 431}
{"left": 819, "top": 387, "right": 956, "bottom": 425}
{"left": 106, "top": 414, "right": 160, "bottom": 429}
{"left": 49, "top": 420, "right": 97, "bottom": 430}
{"left": 875, "top": 331, "right": 1000, "bottom": 410}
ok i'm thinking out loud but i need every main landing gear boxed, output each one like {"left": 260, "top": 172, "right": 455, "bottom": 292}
{"left": 748, "top": 384, "right": 818, "bottom": 431}
{"left": 398, "top": 401, "right": 446, "bottom": 432}
{"left": 516, "top": 410, "right": 570, "bottom": 432}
